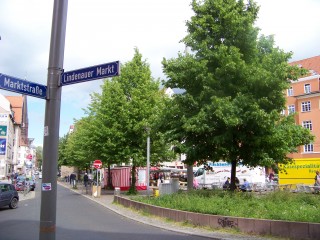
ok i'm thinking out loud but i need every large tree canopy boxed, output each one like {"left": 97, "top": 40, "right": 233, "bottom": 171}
{"left": 162, "top": 0, "right": 313, "bottom": 190}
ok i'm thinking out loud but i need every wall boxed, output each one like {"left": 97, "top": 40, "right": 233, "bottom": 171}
{"left": 114, "top": 196, "right": 320, "bottom": 240}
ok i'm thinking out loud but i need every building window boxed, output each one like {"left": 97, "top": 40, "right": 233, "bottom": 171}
{"left": 302, "top": 120, "right": 312, "bottom": 131}
{"left": 301, "top": 101, "right": 311, "bottom": 112}
{"left": 304, "top": 144, "right": 314, "bottom": 153}
{"left": 287, "top": 87, "right": 293, "bottom": 96}
{"left": 304, "top": 84, "right": 311, "bottom": 94}
{"left": 280, "top": 109, "right": 285, "bottom": 115}
{"left": 288, "top": 105, "right": 295, "bottom": 114}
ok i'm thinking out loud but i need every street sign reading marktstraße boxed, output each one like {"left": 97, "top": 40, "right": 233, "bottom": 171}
{"left": 61, "top": 61, "right": 120, "bottom": 86}
{"left": 0, "top": 73, "right": 47, "bottom": 99}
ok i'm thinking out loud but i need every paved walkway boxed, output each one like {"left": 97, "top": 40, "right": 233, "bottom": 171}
{"left": 57, "top": 181, "right": 279, "bottom": 240}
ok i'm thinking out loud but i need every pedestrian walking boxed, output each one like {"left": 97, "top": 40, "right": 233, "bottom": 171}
{"left": 84, "top": 173, "right": 89, "bottom": 187}
{"left": 70, "top": 172, "right": 76, "bottom": 188}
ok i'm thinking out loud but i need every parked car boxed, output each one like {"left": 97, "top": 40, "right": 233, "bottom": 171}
{"left": 38, "top": 172, "right": 42, "bottom": 179}
{"left": 0, "top": 183, "right": 19, "bottom": 209}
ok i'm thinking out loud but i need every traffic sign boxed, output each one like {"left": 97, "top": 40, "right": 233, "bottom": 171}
{"left": 93, "top": 159, "right": 102, "bottom": 169}
{"left": 0, "top": 73, "right": 47, "bottom": 99}
{"left": 61, "top": 61, "right": 120, "bottom": 86}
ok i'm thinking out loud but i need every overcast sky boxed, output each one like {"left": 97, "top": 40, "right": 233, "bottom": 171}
{"left": 0, "top": 0, "right": 319, "bottom": 147}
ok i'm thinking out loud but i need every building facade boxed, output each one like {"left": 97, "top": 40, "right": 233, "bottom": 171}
{"left": 0, "top": 94, "right": 15, "bottom": 179}
{"left": 0, "top": 94, "right": 34, "bottom": 179}
{"left": 280, "top": 55, "right": 320, "bottom": 184}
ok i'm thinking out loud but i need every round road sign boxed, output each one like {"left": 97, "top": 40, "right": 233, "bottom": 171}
{"left": 93, "top": 160, "right": 102, "bottom": 169}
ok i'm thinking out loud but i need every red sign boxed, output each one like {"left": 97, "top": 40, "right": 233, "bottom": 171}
{"left": 93, "top": 160, "right": 102, "bottom": 169}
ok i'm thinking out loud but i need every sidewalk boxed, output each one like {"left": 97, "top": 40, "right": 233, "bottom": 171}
{"left": 58, "top": 181, "right": 275, "bottom": 240}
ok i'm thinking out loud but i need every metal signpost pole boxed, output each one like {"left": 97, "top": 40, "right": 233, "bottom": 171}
{"left": 146, "top": 129, "right": 150, "bottom": 195}
{"left": 39, "top": 1, "right": 68, "bottom": 240}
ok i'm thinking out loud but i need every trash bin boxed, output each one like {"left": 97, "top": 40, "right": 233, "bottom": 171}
{"left": 114, "top": 187, "right": 120, "bottom": 196}
{"left": 92, "top": 185, "right": 101, "bottom": 198}
{"left": 153, "top": 188, "right": 159, "bottom": 197}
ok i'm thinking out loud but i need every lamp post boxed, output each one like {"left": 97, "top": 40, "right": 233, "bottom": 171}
{"left": 145, "top": 127, "right": 150, "bottom": 195}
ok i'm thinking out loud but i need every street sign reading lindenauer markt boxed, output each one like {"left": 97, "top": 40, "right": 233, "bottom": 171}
{"left": 61, "top": 61, "right": 120, "bottom": 86}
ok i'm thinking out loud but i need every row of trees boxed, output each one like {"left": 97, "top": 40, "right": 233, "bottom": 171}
{"left": 58, "top": 49, "right": 176, "bottom": 193}
{"left": 58, "top": 0, "right": 313, "bottom": 192}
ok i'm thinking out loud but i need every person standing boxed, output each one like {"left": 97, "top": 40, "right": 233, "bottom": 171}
{"left": 70, "top": 172, "right": 76, "bottom": 188}
{"left": 315, "top": 171, "right": 320, "bottom": 186}
{"left": 83, "top": 173, "right": 89, "bottom": 187}
{"left": 314, "top": 171, "right": 320, "bottom": 193}
{"left": 11, "top": 172, "right": 15, "bottom": 184}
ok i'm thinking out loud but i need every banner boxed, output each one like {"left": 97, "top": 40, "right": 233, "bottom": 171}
{"left": 0, "top": 139, "right": 6, "bottom": 155}
{"left": 279, "top": 158, "right": 320, "bottom": 184}
{"left": 0, "top": 126, "right": 7, "bottom": 137}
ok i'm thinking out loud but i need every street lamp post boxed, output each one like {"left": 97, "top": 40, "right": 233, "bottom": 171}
{"left": 145, "top": 127, "right": 150, "bottom": 195}
{"left": 39, "top": 1, "right": 68, "bottom": 240}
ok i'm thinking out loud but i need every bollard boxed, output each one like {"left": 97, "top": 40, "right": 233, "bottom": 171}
{"left": 114, "top": 187, "right": 120, "bottom": 196}
{"left": 153, "top": 188, "right": 159, "bottom": 197}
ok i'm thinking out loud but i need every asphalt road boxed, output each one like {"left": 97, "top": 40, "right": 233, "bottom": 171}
{"left": 0, "top": 183, "right": 212, "bottom": 240}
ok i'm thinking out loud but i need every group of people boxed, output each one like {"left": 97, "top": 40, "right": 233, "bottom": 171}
{"left": 223, "top": 177, "right": 251, "bottom": 191}
{"left": 65, "top": 172, "right": 90, "bottom": 188}
{"left": 221, "top": 170, "right": 320, "bottom": 192}
{"left": 8, "top": 172, "right": 19, "bottom": 184}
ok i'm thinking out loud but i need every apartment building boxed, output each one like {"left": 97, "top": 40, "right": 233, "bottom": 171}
{"left": 0, "top": 94, "right": 33, "bottom": 179}
{"left": 280, "top": 55, "right": 320, "bottom": 184}
{"left": 0, "top": 94, "right": 15, "bottom": 179}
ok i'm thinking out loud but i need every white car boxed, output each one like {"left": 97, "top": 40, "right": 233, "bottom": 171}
{"left": 38, "top": 172, "right": 42, "bottom": 179}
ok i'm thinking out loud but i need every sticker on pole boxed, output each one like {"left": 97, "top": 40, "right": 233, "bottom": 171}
{"left": 42, "top": 183, "right": 52, "bottom": 191}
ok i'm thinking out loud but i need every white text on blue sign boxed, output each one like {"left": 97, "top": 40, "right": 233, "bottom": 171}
{"left": 0, "top": 74, "right": 47, "bottom": 99}
{"left": 61, "top": 61, "right": 120, "bottom": 86}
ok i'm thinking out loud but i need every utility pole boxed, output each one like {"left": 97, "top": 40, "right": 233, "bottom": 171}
{"left": 39, "top": 1, "right": 68, "bottom": 240}
{"left": 146, "top": 127, "right": 150, "bottom": 195}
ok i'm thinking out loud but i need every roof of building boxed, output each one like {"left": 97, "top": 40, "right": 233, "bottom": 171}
{"left": 5, "top": 95, "right": 23, "bottom": 124}
{"left": 289, "top": 55, "right": 320, "bottom": 76}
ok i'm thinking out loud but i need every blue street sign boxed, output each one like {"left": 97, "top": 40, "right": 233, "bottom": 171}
{"left": 61, "top": 60, "right": 120, "bottom": 86}
{"left": 0, "top": 73, "right": 47, "bottom": 99}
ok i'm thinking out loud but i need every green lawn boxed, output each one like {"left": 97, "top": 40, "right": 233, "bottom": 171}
{"left": 130, "top": 189, "right": 320, "bottom": 223}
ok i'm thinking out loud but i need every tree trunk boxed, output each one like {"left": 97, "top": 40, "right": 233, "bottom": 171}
{"left": 187, "top": 164, "right": 194, "bottom": 191}
{"left": 129, "top": 165, "right": 137, "bottom": 194}
{"left": 106, "top": 164, "right": 113, "bottom": 190}
{"left": 230, "top": 159, "right": 237, "bottom": 191}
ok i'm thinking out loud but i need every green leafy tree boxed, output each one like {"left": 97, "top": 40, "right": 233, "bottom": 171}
{"left": 36, "top": 146, "right": 43, "bottom": 170}
{"left": 58, "top": 134, "right": 69, "bottom": 167}
{"left": 162, "top": 0, "right": 313, "bottom": 190}
{"left": 59, "top": 48, "right": 175, "bottom": 193}
{"left": 65, "top": 117, "right": 98, "bottom": 168}
{"left": 84, "top": 81, "right": 133, "bottom": 189}
{"left": 111, "top": 48, "right": 174, "bottom": 194}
